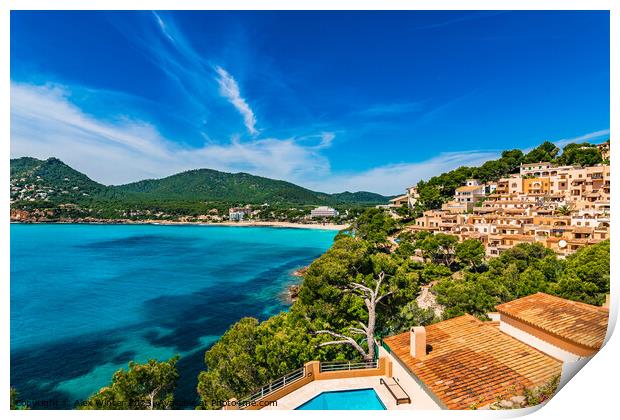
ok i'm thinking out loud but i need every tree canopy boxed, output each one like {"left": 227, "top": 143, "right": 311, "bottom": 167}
{"left": 555, "top": 142, "right": 603, "bottom": 167}
{"left": 434, "top": 241, "right": 609, "bottom": 318}
{"left": 522, "top": 141, "right": 560, "bottom": 164}
{"left": 195, "top": 214, "right": 609, "bottom": 409}
{"left": 80, "top": 357, "right": 180, "bottom": 410}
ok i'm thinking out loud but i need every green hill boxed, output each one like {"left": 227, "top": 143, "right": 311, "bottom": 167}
{"left": 10, "top": 157, "right": 115, "bottom": 203}
{"left": 114, "top": 169, "right": 389, "bottom": 205}
{"left": 10, "top": 157, "right": 390, "bottom": 207}
{"left": 114, "top": 169, "right": 332, "bottom": 204}
{"left": 11, "top": 157, "right": 104, "bottom": 192}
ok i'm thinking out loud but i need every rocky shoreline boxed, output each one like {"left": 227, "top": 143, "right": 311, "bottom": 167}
{"left": 282, "top": 266, "right": 310, "bottom": 303}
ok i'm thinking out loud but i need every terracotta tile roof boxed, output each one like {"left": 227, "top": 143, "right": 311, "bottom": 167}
{"left": 496, "top": 293, "right": 609, "bottom": 351}
{"left": 383, "top": 315, "right": 561, "bottom": 410}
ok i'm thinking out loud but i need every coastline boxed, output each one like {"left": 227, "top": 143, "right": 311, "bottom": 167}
{"left": 215, "top": 221, "right": 347, "bottom": 231}
{"left": 10, "top": 219, "right": 349, "bottom": 231}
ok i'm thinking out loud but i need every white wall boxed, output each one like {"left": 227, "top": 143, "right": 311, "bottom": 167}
{"left": 499, "top": 318, "right": 581, "bottom": 362}
{"left": 378, "top": 345, "right": 442, "bottom": 409}
{"left": 499, "top": 318, "right": 594, "bottom": 389}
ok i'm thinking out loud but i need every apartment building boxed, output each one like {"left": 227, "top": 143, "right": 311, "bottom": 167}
{"left": 310, "top": 206, "right": 339, "bottom": 218}
{"left": 389, "top": 195, "right": 409, "bottom": 208}
{"left": 441, "top": 179, "right": 486, "bottom": 213}
{"left": 520, "top": 162, "right": 554, "bottom": 177}
{"left": 381, "top": 293, "right": 608, "bottom": 409}
{"left": 406, "top": 161, "right": 610, "bottom": 257}
{"left": 229, "top": 206, "right": 252, "bottom": 221}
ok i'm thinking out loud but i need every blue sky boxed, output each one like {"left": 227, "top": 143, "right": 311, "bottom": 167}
{"left": 10, "top": 11, "right": 609, "bottom": 194}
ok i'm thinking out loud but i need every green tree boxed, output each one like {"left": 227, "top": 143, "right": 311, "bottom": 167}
{"left": 419, "top": 263, "right": 452, "bottom": 285}
{"left": 556, "top": 204, "right": 572, "bottom": 216}
{"left": 556, "top": 143, "right": 603, "bottom": 167}
{"left": 418, "top": 234, "right": 458, "bottom": 266}
{"left": 10, "top": 388, "right": 29, "bottom": 410}
{"left": 434, "top": 274, "right": 501, "bottom": 319}
{"left": 522, "top": 141, "right": 560, "bottom": 163}
{"left": 10, "top": 387, "right": 17, "bottom": 410}
{"left": 196, "top": 318, "right": 264, "bottom": 409}
{"left": 550, "top": 240, "right": 609, "bottom": 305}
{"left": 80, "top": 357, "right": 179, "bottom": 410}
{"left": 381, "top": 301, "right": 438, "bottom": 335}
{"left": 395, "top": 238, "right": 416, "bottom": 258}
{"left": 455, "top": 239, "right": 486, "bottom": 271}
{"left": 352, "top": 208, "right": 396, "bottom": 246}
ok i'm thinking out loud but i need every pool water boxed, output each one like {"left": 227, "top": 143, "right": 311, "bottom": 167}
{"left": 295, "top": 388, "right": 386, "bottom": 410}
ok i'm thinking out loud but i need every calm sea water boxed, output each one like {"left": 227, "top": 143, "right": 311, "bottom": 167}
{"left": 10, "top": 224, "right": 336, "bottom": 408}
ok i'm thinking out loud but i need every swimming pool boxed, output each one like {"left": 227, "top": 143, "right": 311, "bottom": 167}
{"left": 295, "top": 388, "right": 387, "bottom": 410}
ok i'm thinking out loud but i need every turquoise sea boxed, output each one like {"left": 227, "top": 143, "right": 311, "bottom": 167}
{"left": 10, "top": 224, "right": 336, "bottom": 409}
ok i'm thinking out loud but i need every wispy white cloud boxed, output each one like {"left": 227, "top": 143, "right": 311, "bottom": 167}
{"left": 553, "top": 129, "right": 610, "bottom": 147}
{"left": 13, "top": 81, "right": 605, "bottom": 196}
{"left": 295, "top": 131, "right": 336, "bottom": 150}
{"left": 152, "top": 12, "right": 176, "bottom": 44}
{"left": 10, "top": 82, "right": 324, "bottom": 185}
{"left": 305, "top": 150, "right": 499, "bottom": 195}
{"left": 150, "top": 13, "right": 259, "bottom": 137}
{"left": 214, "top": 66, "right": 259, "bottom": 136}
{"left": 9, "top": 81, "right": 494, "bottom": 195}
{"left": 354, "top": 102, "right": 423, "bottom": 117}
{"left": 317, "top": 132, "right": 335, "bottom": 149}
{"left": 111, "top": 12, "right": 260, "bottom": 139}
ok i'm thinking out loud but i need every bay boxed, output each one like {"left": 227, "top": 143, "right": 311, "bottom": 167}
{"left": 10, "top": 223, "right": 336, "bottom": 408}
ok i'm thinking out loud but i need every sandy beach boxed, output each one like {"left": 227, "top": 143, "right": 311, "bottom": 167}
{"left": 214, "top": 221, "right": 348, "bottom": 231}
{"left": 11, "top": 219, "right": 350, "bottom": 230}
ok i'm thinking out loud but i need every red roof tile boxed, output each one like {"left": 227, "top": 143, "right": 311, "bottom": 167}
{"left": 496, "top": 292, "right": 609, "bottom": 351}
{"left": 383, "top": 315, "right": 561, "bottom": 409}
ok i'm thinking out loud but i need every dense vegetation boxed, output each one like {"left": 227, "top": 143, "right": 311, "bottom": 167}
{"left": 10, "top": 157, "right": 391, "bottom": 220}
{"left": 114, "top": 168, "right": 388, "bottom": 205}
{"left": 63, "top": 207, "right": 607, "bottom": 410}
{"left": 78, "top": 357, "right": 180, "bottom": 410}
{"left": 11, "top": 139, "right": 610, "bottom": 409}
{"left": 190, "top": 209, "right": 609, "bottom": 409}
{"left": 433, "top": 236, "right": 610, "bottom": 318}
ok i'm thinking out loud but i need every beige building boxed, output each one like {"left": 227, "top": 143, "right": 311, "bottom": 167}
{"left": 406, "top": 186, "right": 419, "bottom": 209}
{"left": 520, "top": 162, "right": 554, "bottom": 177}
{"left": 407, "top": 163, "right": 610, "bottom": 258}
{"left": 388, "top": 195, "right": 409, "bottom": 208}
{"left": 598, "top": 140, "right": 610, "bottom": 161}
{"left": 441, "top": 179, "right": 486, "bottom": 214}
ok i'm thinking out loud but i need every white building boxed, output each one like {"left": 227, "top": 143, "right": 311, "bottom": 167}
{"left": 229, "top": 206, "right": 252, "bottom": 221}
{"left": 310, "top": 206, "right": 339, "bottom": 218}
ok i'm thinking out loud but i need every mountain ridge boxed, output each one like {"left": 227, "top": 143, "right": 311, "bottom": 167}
{"left": 10, "top": 157, "right": 391, "bottom": 206}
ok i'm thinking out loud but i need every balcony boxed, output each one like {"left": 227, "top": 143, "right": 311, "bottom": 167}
{"left": 227, "top": 358, "right": 393, "bottom": 410}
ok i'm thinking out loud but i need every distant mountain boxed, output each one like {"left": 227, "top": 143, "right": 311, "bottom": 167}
{"left": 10, "top": 157, "right": 115, "bottom": 203}
{"left": 11, "top": 157, "right": 104, "bottom": 192}
{"left": 330, "top": 190, "right": 392, "bottom": 204}
{"left": 10, "top": 157, "right": 390, "bottom": 206}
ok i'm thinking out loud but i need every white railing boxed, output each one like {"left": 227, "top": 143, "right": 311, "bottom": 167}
{"left": 319, "top": 360, "right": 378, "bottom": 372}
{"left": 236, "top": 366, "right": 305, "bottom": 408}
